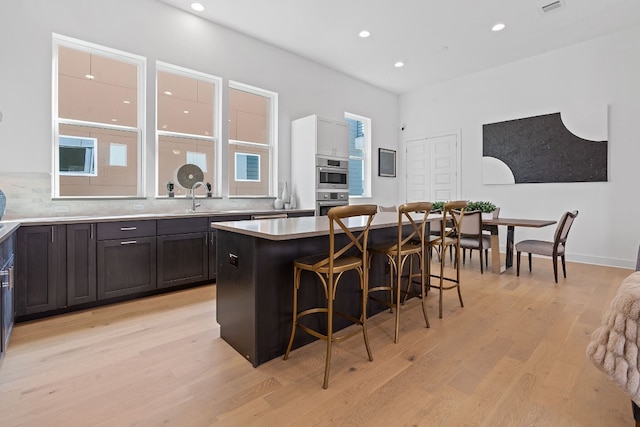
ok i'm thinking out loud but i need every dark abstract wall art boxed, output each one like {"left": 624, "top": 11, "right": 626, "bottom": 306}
{"left": 482, "top": 111, "right": 608, "bottom": 184}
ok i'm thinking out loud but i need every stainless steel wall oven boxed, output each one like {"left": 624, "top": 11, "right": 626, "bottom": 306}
{"left": 316, "top": 157, "right": 348, "bottom": 190}
{"left": 316, "top": 191, "right": 349, "bottom": 216}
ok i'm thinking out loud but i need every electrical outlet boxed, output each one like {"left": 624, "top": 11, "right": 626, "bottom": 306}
{"left": 133, "top": 203, "right": 144, "bottom": 210}
{"left": 229, "top": 253, "right": 238, "bottom": 267}
{"left": 54, "top": 205, "right": 70, "bottom": 213}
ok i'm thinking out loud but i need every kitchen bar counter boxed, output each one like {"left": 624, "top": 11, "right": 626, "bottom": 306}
{"left": 211, "top": 211, "right": 435, "bottom": 240}
{"left": 213, "top": 211, "right": 438, "bottom": 366}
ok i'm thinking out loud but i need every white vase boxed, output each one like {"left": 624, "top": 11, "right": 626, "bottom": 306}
{"left": 281, "top": 181, "right": 290, "bottom": 204}
{"left": 290, "top": 192, "right": 297, "bottom": 209}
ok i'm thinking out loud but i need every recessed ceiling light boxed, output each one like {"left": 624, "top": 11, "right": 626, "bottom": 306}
{"left": 85, "top": 74, "right": 95, "bottom": 80}
{"left": 163, "top": 91, "right": 172, "bottom": 96}
{"left": 123, "top": 100, "right": 131, "bottom": 104}
{"left": 111, "top": 118, "right": 118, "bottom": 122}
{"left": 359, "top": 30, "right": 370, "bottom": 38}
{"left": 492, "top": 22, "right": 506, "bottom": 32}
{"left": 394, "top": 61, "right": 404, "bottom": 68}
{"left": 183, "top": 110, "right": 190, "bottom": 114}
{"left": 191, "top": 3, "right": 205, "bottom": 12}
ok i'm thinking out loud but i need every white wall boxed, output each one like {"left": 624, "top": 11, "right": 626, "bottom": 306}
{"left": 399, "top": 25, "right": 640, "bottom": 268}
{"left": 0, "top": 0, "right": 399, "bottom": 218}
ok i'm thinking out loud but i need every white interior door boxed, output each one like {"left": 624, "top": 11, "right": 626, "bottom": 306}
{"left": 405, "top": 131, "right": 460, "bottom": 202}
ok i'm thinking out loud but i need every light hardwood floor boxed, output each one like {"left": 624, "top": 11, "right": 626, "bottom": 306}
{"left": 0, "top": 257, "right": 634, "bottom": 426}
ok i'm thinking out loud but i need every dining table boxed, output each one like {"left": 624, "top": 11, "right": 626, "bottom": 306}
{"left": 482, "top": 217, "right": 557, "bottom": 274}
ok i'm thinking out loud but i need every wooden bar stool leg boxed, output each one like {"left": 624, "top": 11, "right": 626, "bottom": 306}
{"left": 323, "top": 278, "right": 335, "bottom": 389}
{"left": 455, "top": 244, "right": 464, "bottom": 308}
{"left": 439, "top": 244, "right": 445, "bottom": 318}
{"left": 420, "top": 251, "right": 430, "bottom": 328}
{"left": 360, "top": 267, "right": 373, "bottom": 361}
{"left": 394, "top": 253, "right": 402, "bottom": 343}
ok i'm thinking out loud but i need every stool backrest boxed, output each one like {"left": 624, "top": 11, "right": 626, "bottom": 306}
{"left": 317, "top": 204, "right": 378, "bottom": 270}
{"left": 443, "top": 200, "right": 469, "bottom": 240}
{"left": 391, "top": 202, "right": 433, "bottom": 254}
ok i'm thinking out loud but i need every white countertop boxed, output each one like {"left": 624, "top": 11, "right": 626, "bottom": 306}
{"left": 212, "top": 212, "right": 441, "bottom": 241}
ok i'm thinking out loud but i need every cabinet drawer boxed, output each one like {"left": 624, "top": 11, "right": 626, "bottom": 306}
{"left": 157, "top": 217, "right": 208, "bottom": 235}
{"left": 97, "top": 220, "right": 156, "bottom": 240}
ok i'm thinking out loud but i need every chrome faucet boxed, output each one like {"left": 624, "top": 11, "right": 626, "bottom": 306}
{"left": 190, "top": 181, "right": 204, "bottom": 212}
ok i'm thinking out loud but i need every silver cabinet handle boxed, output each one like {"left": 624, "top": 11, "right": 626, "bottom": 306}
{"left": 120, "top": 226, "right": 137, "bottom": 231}
{"left": 51, "top": 226, "right": 55, "bottom": 243}
{"left": 9, "top": 265, "right": 13, "bottom": 290}
{"left": 90, "top": 224, "right": 94, "bottom": 240}
{"left": 0, "top": 270, "right": 8, "bottom": 288}
{"left": 120, "top": 240, "right": 137, "bottom": 245}
{"left": 251, "top": 214, "right": 288, "bottom": 220}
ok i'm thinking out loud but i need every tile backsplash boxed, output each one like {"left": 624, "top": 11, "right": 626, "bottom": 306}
{"left": 0, "top": 172, "right": 275, "bottom": 220}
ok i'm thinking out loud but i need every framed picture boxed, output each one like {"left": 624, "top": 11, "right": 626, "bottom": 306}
{"left": 378, "top": 148, "right": 396, "bottom": 177}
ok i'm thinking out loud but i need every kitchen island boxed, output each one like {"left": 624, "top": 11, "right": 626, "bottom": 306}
{"left": 212, "top": 212, "right": 433, "bottom": 366}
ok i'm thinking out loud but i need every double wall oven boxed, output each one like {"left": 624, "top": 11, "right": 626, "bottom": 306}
{"left": 316, "top": 156, "right": 349, "bottom": 215}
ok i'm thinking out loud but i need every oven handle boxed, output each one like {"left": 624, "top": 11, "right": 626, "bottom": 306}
{"left": 317, "top": 201, "right": 349, "bottom": 207}
{"left": 317, "top": 166, "right": 348, "bottom": 173}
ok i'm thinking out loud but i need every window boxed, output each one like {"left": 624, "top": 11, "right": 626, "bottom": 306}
{"left": 235, "top": 153, "right": 261, "bottom": 181}
{"left": 156, "top": 62, "right": 221, "bottom": 197}
{"left": 228, "top": 81, "right": 277, "bottom": 197}
{"left": 345, "top": 113, "right": 371, "bottom": 197}
{"left": 59, "top": 136, "right": 97, "bottom": 176}
{"left": 53, "top": 34, "right": 145, "bottom": 197}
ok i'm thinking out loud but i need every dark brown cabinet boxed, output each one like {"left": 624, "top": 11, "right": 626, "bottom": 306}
{"left": 208, "top": 229, "right": 217, "bottom": 281}
{"left": 208, "top": 215, "right": 251, "bottom": 282}
{"left": 66, "top": 223, "right": 97, "bottom": 306}
{"left": 16, "top": 225, "right": 67, "bottom": 316}
{"left": 12, "top": 211, "right": 316, "bottom": 320}
{"left": 157, "top": 217, "right": 208, "bottom": 288}
{"left": 97, "top": 220, "right": 157, "bottom": 300}
{"left": 1, "top": 229, "right": 16, "bottom": 359}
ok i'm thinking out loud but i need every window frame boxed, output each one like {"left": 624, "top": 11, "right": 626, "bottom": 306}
{"left": 345, "top": 112, "right": 372, "bottom": 198}
{"left": 58, "top": 135, "right": 98, "bottom": 177}
{"left": 52, "top": 33, "right": 146, "bottom": 199}
{"left": 228, "top": 80, "right": 278, "bottom": 198}
{"left": 155, "top": 61, "right": 222, "bottom": 198}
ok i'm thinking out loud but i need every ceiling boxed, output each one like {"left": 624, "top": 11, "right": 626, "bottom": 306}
{"left": 157, "top": 0, "right": 640, "bottom": 95}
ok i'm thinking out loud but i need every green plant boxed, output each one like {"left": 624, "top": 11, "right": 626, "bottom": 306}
{"left": 466, "top": 200, "right": 496, "bottom": 213}
{"left": 431, "top": 201, "right": 445, "bottom": 212}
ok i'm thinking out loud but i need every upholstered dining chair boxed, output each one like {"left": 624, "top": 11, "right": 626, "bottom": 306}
{"left": 458, "top": 210, "right": 490, "bottom": 274}
{"left": 428, "top": 200, "right": 468, "bottom": 318}
{"left": 516, "top": 210, "right": 578, "bottom": 283}
{"left": 283, "top": 204, "right": 378, "bottom": 389}
{"left": 368, "top": 202, "right": 432, "bottom": 343}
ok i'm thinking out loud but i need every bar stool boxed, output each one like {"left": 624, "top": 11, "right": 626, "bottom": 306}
{"left": 368, "top": 202, "right": 432, "bottom": 343}
{"left": 428, "top": 200, "right": 468, "bottom": 318}
{"left": 283, "top": 204, "right": 378, "bottom": 389}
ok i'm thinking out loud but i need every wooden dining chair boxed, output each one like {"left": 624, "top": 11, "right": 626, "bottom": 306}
{"left": 428, "top": 200, "right": 468, "bottom": 318}
{"left": 458, "top": 210, "right": 490, "bottom": 274}
{"left": 368, "top": 202, "right": 432, "bottom": 343}
{"left": 283, "top": 204, "right": 378, "bottom": 389}
{"left": 516, "top": 210, "right": 578, "bottom": 283}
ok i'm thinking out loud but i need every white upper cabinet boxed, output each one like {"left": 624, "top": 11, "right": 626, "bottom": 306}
{"left": 292, "top": 115, "right": 349, "bottom": 160}
{"left": 316, "top": 116, "right": 349, "bottom": 158}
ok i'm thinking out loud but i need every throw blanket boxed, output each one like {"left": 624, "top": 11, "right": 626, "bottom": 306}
{"left": 587, "top": 271, "right": 640, "bottom": 404}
